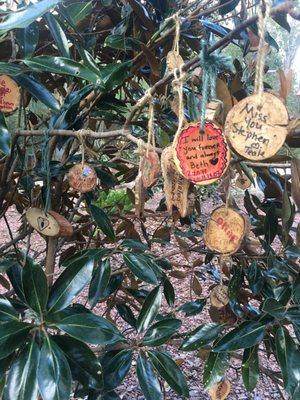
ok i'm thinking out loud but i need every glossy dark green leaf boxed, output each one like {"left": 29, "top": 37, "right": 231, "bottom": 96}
{"left": 56, "top": 313, "right": 125, "bottom": 345}
{"left": 0, "top": 63, "right": 25, "bottom": 76}
{"left": 62, "top": 248, "right": 109, "bottom": 268}
{"left": 6, "top": 262, "right": 25, "bottom": 302}
{"left": 88, "top": 259, "right": 111, "bottom": 308}
{"left": 45, "top": 13, "right": 70, "bottom": 58}
{"left": 64, "top": 1, "right": 93, "bottom": 24}
{"left": 163, "top": 278, "right": 175, "bottom": 306}
{"left": 262, "top": 298, "right": 286, "bottom": 319}
{"left": 3, "top": 339, "right": 39, "bottom": 400}
{"left": 24, "top": 56, "right": 101, "bottom": 84}
{"left": 116, "top": 303, "right": 136, "bottom": 329}
{"left": 214, "top": 321, "right": 265, "bottom": 352}
{"left": 13, "top": 75, "right": 60, "bottom": 112}
{"left": 137, "top": 286, "right": 162, "bottom": 333}
{"left": 52, "top": 335, "right": 103, "bottom": 389}
{"left": 0, "top": 113, "right": 11, "bottom": 156}
{"left": 246, "top": 261, "right": 264, "bottom": 295}
{"left": 38, "top": 337, "right": 71, "bottom": 400}
{"left": 102, "top": 350, "right": 132, "bottom": 391}
{"left": 123, "top": 253, "right": 159, "bottom": 285}
{"left": 242, "top": 345, "right": 259, "bottom": 392}
{"left": 203, "top": 351, "right": 229, "bottom": 389}
{"left": 98, "top": 61, "right": 132, "bottom": 92}
{"left": 0, "top": 0, "right": 62, "bottom": 32}
{"left": 0, "top": 354, "right": 13, "bottom": 380}
{"left": 143, "top": 318, "right": 181, "bottom": 346}
{"left": 264, "top": 203, "right": 278, "bottom": 244}
{"left": 47, "top": 258, "right": 93, "bottom": 313}
{"left": 228, "top": 266, "right": 243, "bottom": 300}
{"left": 0, "top": 321, "right": 31, "bottom": 360}
{"left": 105, "top": 35, "right": 141, "bottom": 51}
{"left": 121, "top": 239, "right": 148, "bottom": 251}
{"left": 276, "top": 327, "right": 300, "bottom": 398}
{"left": 219, "top": 0, "right": 240, "bottom": 15}
{"left": 137, "top": 353, "right": 162, "bottom": 400}
{"left": 90, "top": 204, "right": 115, "bottom": 240}
{"left": 16, "top": 22, "right": 39, "bottom": 58}
{"left": 148, "top": 351, "right": 189, "bottom": 397}
{"left": 22, "top": 260, "right": 48, "bottom": 317}
{"left": 181, "top": 323, "right": 224, "bottom": 351}
{"left": 178, "top": 299, "right": 206, "bottom": 316}
{"left": 0, "top": 295, "right": 19, "bottom": 322}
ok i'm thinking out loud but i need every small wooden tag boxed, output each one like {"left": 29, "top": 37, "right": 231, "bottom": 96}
{"left": 210, "top": 285, "right": 229, "bottom": 308}
{"left": 235, "top": 172, "right": 251, "bottom": 190}
{"left": 68, "top": 164, "right": 97, "bottom": 193}
{"left": 140, "top": 149, "right": 160, "bottom": 188}
{"left": 0, "top": 75, "right": 20, "bottom": 113}
{"left": 173, "top": 121, "right": 230, "bottom": 185}
{"left": 204, "top": 206, "right": 247, "bottom": 254}
{"left": 224, "top": 92, "right": 288, "bottom": 160}
{"left": 166, "top": 51, "right": 184, "bottom": 71}
{"left": 161, "top": 146, "right": 190, "bottom": 217}
{"left": 134, "top": 174, "right": 145, "bottom": 217}
{"left": 208, "top": 380, "right": 231, "bottom": 400}
{"left": 26, "top": 207, "right": 73, "bottom": 237}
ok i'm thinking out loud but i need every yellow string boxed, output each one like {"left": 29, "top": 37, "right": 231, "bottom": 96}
{"left": 254, "top": 0, "right": 272, "bottom": 104}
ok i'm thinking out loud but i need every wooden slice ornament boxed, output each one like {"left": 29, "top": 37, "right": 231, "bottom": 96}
{"left": 167, "top": 50, "right": 184, "bottom": 71}
{"left": 0, "top": 75, "right": 20, "bottom": 113}
{"left": 26, "top": 207, "right": 73, "bottom": 237}
{"left": 210, "top": 285, "right": 229, "bottom": 308}
{"left": 208, "top": 380, "right": 231, "bottom": 400}
{"left": 173, "top": 121, "right": 230, "bottom": 185}
{"left": 204, "top": 206, "right": 247, "bottom": 254}
{"left": 68, "top": 163, "right": 97, "bottom": 193}
{"left": 161, "top": 146, "right": 189, "bottom": 217}
{"left": 225, "top": 93, "right": 288, "bottom": 160}
{"left": 140, "top": 148, "right": 160, "bottom": 188}
{"left": 235, "top": 171, "right": 251, "bottom": 190}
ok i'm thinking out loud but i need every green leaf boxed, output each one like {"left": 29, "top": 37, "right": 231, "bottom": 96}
{"left": 0, "top": 321, "right": 31, "bottom": 360}
{"left": 0, "top": 295, "right": 18, "bottom": 322}
{"left": 3, "top": 339, "right": 39, "bottom": 400}
{"left": 143, "top": 318, "right": 181, "bottom": 346}
{"left": 56, "top": 313, "right": 125, "bottom": 345}
{"left": 178, "top": 299, "right": 206, "bottom": 316}
{"left": 47, "top": 258, "right": 93, "bottom": 313}
{"left": 0, "top": 63, "right": 25, "bottom": 76}
{"left": 22, "top": 260, "right": 48, "bottom": 317}
{"left": 105, "top": 35, "right": 141, "bottom": 51}
{"left": 137, "top": 286, "right": 162, "bottom": 333}
{"left": 276, "top": 327, "right": 300, "bottom": 398}
{"left": 0, "top": 0, "right": 62, "bottom": 32}
{"left": 121, "top": 239, "right": 148, "bottom": 251}
{"left": 203, "top": 351, "right": 229, "bottom": 389}
{"left": 116, "top": 303, "right": 136, "bottom": 329}
{"left": 16, "top": 22, "right": 39, "bottom": 58}
{"left": 90, "top": 204, "right": 115, "bottom": 240}
{"left": 89, "top": 259, "right": 111, "bottom": 308}
{"left": 0, "top": 258, "right": 17, "bottom": 273}
{"left": 181, "top": 323, "right": 224, "bottom": 351}
{"left": 52, "top": 335, "right": 103, "bottom": 389}
{"left": 228, "top": 266, "right": 243, "bottom": 300}
{"left": 98, "top": 61, "right": 132, "bottom": 91}
{"left": 13, "top": 74, "right": 60, "bottom": 112}
{"left": 64, "top": 1, "right": 93, "bottom": 25}
{"left": 242, "top": 346, "right": 259, "bottom": 392}
{"left": 137, "top": 353, "right": 162, "bottom": 400}
{"left": 219, "top": 0, "right": 240, "bottom": 15}
{"left": 0, "top": 113, "right": 11, "bottom": 156}
{"left": 6, "top": 262, "right": 25, "bottom": 302}
{"left": 0, "top": 355, "right": 13, "bottom": 380}
{"left": 148, "top": 351, "right": 189, "bottom": 397}
{"left": 38, "top": 337, "right": 71, "bottom": 400}
{"left": 62, "top": 248, "right": 109, "bottom": 268}
{"left": 45, "top": 13, "right": 70, "bottom": 59}
{"left": 262, "top": 298, "right": 286, "bottom": 319}
{"left": 102, "top": 350, "right": 132, "bottom": 391}
{"left": 264, "top": 203, "right": 278, "bottom": 245}
{"left": 123, "top": 253, "right": 159, "bottom": 285}
{"left": 163, "top": 278, "right": 175, "bottom": 306}
{"left": 24, "top": 56, "right": 101, "bottom": 84}
{"left": 214, "top": 321, "right": 265, "bottom": 352}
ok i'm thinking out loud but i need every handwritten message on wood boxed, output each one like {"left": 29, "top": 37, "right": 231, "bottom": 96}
{"left": 68, "top": 164, "right": 97, "bottom": 193}
{"left": 210, "top": 285, "right": 229, "bottom": 309}
{"left": 0, "top": 75, "right": 20, "bottom": 113}
{"left": 161, "top": 146, "right": 190, "bottom": 218}
{"left": 204, "top": 207, "right": 247, "bottom": 254}
{"left": 225, "top": 93, "right": 288, "bottom": 160}
{"left": 26, "top": 208, "right": 73, "bottom": 237}
{"left": 173, "top": 122, "right": 230, "bottom": 185}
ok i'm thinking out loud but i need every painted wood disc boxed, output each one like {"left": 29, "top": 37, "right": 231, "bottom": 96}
{"left": 173, "top": 121, "right": 230, "bottom": 185}
{"left": 224, "top": 92, "right": 288, "bottom": 160}
{"left": 210, "top": 285, "right": 229, "bottom": 309}
{"left": 68, "top": 163, "right": 97, "bottom": 193}
{"left": 208, "top": 380, "right": 231, "bottom": 400}
{"left": 140, "top": 149, "right": 160, "bottom": 188}
{"left": 0, "top": 75, "right": 20, "bottom": 113}
{"left": 26, "top": 207, "right": 73, "bottom": 237}
{"left": 161, "top": 146, "right": 189, "bottom": 218}
{"left": 204, "top": 206, "right": 247, "bottom": 254}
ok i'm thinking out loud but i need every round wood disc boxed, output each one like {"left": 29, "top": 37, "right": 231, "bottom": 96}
{"left": 166, "top": 51, "right": 184, "bottom": 71}
{"left": 140, "top": 149, "right": 160, "bottom": 188}
{"left": 26, "top": 207, "right": 73, "bottom": 237}
{"left": 224, "top": 92, "right": 288, "bottom": 160}
{"left": 235, "top": 172, "right": 251, "bottom": 190}
{"left": 0, "top": 75, "right": 20, "bottom": 113}
{"left": 208, "top": 380, "right": 231, "bottom": 400}
{"left": 210, "top": 285, "right": 229, "bottom": 308}
{"left": 173, "top": 121, "right": 230, "bottom": 185}
{"left": 204, "top": 206, "right": 247, "bottom": 254}
{"left": 68, "top": 164, "right": 97, "bottom": 193}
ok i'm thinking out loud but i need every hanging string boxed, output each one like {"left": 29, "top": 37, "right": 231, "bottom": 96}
{"left": 254, "top": 0, "right": 272, "bottom": 104}
{"left": 41, "top": 129, "right": 51, "bottom": 213}
{"left": 76, "top": 129, "right": 85, "bottom": 166}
